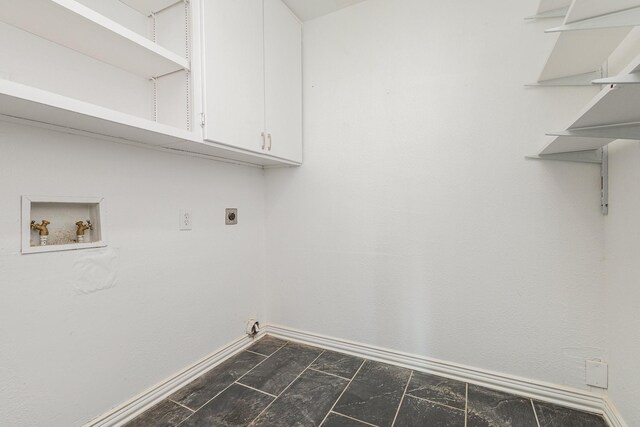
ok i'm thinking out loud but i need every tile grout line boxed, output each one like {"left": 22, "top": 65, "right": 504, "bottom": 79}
{"left": 307, "top": 367, "right": 352, "bottom": 381}
{"left": 168, "top": 399, "right": 195, "bottom": 413}
{"left": 403, "top": 393, "right": 465, "bottom": 412}
{"left": 531, "top": 399, "right": 542, "bottom": 427}
{"left": 391, "top": 370, "right": 413, "bottom": 427}
{"left": 465, "top": 383, "right": 468, "bottom": 427}
{"left": 248, "top": 349, "right": 327, "bottom": 426}
{"left": 175, "top": 340, "right": 289, "bottom": 426}
{"left": 319, "top": 359, "right": 367, "bottom": 427}
{"left": 330, "top": 411, "right": 380, "bottom": 427}
{"left": 234, "top": 342, "right": 289, "bottom": 384}
{"left": 246, "top": 349, "right": 271, "bottom": 357}
{"left": 235, "top": 381, "right": 279, "bottom": 398}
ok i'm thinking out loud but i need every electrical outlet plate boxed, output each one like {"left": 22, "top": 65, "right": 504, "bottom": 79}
{"left": 226, "top": 208, "right": 238, "bottom": 225}
{"left": 586, "top": 360, "right": 608, "bottom": 389}
{"left": 180, "top": 209, "right": 192, "bottom": 230}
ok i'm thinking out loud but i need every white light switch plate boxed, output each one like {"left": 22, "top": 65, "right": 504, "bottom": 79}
{"left": 179, "top": 209, "right": 192, "bottom": 230}
{"left": 586, "top": 360, "right": 608, "bottom": 389}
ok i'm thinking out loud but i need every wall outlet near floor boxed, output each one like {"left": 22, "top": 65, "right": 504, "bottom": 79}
{"left": 226, "top": 208, "right": 238, "bottom": 225}
{"left": 179, "top": 209, "right": 192, "bottom": 230}
{"left": 586, "top": 359, "right": 608, "bottom": 388}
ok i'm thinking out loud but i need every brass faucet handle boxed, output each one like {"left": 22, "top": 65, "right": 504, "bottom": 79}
{"left": 31, "top": 220, "right": 50, "bottom": 235}
{"left": 76, "top": 220, "right": 93, "bottom": 235}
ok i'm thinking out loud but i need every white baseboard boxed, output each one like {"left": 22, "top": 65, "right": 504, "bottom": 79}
{"left": 265, "top": 324, "right": 623, "bottom": 427}
{"left": 603, "top": 397, "right": 629, "bottom": 427}
{"left": 84, "top": 325, "right": 627, "bottom": 427}
{"left": 84, "top": 333, "right": 261, "bottom": 427}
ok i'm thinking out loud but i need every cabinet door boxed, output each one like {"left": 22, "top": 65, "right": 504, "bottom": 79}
{"left": 202, "top": 0, "right": 265, "bottom": 153}
{"left": 264, "top": 0, "right": 302, "bottom": 163}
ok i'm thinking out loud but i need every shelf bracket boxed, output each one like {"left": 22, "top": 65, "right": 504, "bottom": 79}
{"left": 601, "top": 146, "right": 609, "bottom": 215}
{"left": 527, "top": 70, "right": 603, "bottom": 87}
{"left": 526, "top": 149, "right": 603, "bottom": 164}
{"left": 527, "top": 148, "right": 608, "bottom": 214}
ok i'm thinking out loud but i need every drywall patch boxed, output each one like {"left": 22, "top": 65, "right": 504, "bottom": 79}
{"left": 72, "top": 248, "right": 119, "bottom": 295}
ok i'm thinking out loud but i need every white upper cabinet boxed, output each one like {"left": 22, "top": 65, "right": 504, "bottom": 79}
{"left": 202, "top": 0, "right": 303, "bottom": 164}
{"left": 201, "top": 0, "right": 265, "bottom": 154}
{"left": 264, "top": 0, "right": 303, "bottom": 163}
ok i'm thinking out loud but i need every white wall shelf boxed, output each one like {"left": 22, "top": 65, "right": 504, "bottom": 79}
{"left": 535, "top": 0, "right": 640, "bottom": 84}
{"left": 538, "top": 29, "right": 630, "bottom": 84}
{"left": 538, "top": 136, "right": 613, "bottom": 156}
{"left": 527, "top": 0, "right": 640, "bottom": 214}
{"left": 527, "top": 70, "right": 602, "bottom": 86}
{"left": 0, "top": 79, "right": 199, "bottom": 147}
{"left": 545, "top": 6, "right": 640, "bottom": 32}
{"left": 572, "top": 85, "right": 640, "bottom": 129}
{"left": 550, "top": 123, "right": 640, "bottom": 141}
{"left": 0, "top": 0, "right": 189, "bottom": 78}
{"left": 527, "top": 149, "right": 604, "bottom": 163}
{"left": 533, "top": 13, "right": 640, "bottom": 157}
{"left": 594, "top": 73, "right": 640, "bottom": 84}
{"left": 0, "top": 79, "right": 301, "bottom": 167}
{"left": 163, "top": 140, "right": 302, "bottom": 167}
{"left": 535, "top": 82, "right": 640, "bottom": 156}
{"left": 21, "top": 195, "right": 106, "bottom": 254}
{"left": 566, "top": 0, "right": 640, "bottom": 23}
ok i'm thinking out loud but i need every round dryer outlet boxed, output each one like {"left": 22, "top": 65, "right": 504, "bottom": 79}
{"left": 246, "top": 319, "right": 260, "bottom": 337}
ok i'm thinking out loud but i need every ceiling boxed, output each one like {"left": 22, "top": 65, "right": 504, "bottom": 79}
{"left": 282, "top": 0, "right": 369, "bottom": 22}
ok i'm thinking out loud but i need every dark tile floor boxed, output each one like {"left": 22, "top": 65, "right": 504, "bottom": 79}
{"left": 124, "top": 335, "right": 608, "bottom": 427}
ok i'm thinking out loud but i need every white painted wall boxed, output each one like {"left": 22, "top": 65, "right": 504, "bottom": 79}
{"left": 265, "top": 0, "right": 608, "bottom": 391}
{"left": 0, "top": 122, "right": 266, "bottom": 426}
{"left": 605, "top": 143, "right": 640, "bottom": 426}
{"left": 4, "top": 1, "right": 638, "bottom": 425}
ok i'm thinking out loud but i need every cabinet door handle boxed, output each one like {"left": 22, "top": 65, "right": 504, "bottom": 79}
{"left": 261, "top": 132, "right": 266, "bottom": 150}
{"left": 267, "top": 133, "right": 272, "bottom": 151}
